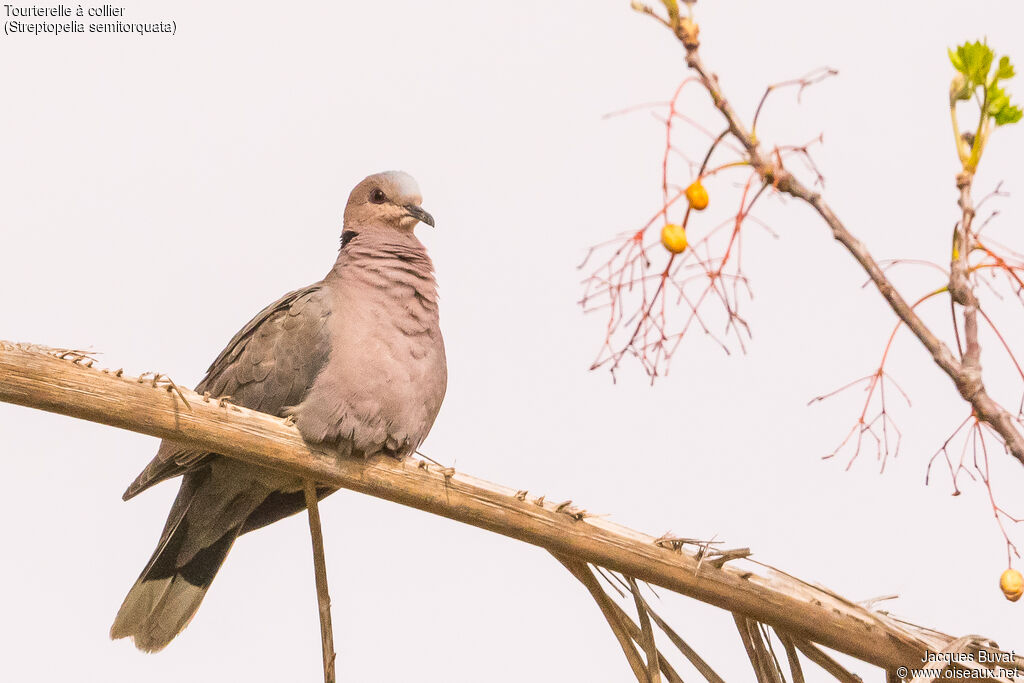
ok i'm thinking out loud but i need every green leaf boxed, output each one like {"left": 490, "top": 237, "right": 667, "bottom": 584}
{"left": 988, "top": 92, "right": 1010, "bottom": 116}
{"left": 987, "top": 81, "right": 1008, "bottom": 109}
{"left": 949, "top": 47, "right": 965, "bottom": 73}
{"left": 953, "top": 41, "right": 994, "bottom": 87}
{"left": 985, "top": 67, "right": 1020, "bottom": 125}
{"left": 997, "top": 55, "right": 1015, "bottom": 80}
{"left": 949, "top": 41, "right": 1020, "bottom": 130}
{"left": 994, "top": 104, "right": 1023, "bottom": 126}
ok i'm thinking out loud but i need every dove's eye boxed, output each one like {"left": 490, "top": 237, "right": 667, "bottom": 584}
{"left": 369, "top": 188, "right": 387, "bottom": 204}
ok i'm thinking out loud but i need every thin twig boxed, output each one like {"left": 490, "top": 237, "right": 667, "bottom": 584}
{"left": 304, "top": 480, "right": 337, "bottom": 683}
{"left": 553, "top": 553, "right": 649, "bottom": 682}
{"left": 634, "top": 5, "right": 1024, "bottom": 464}
{"left": 777, "top": 631, "right": 806, "bottom": 683}
{"left": 631, "top": 584, "right": 727, "bottom": 683}
{"left": 734, "top": 614, "right": 771, "bottom": 683}
{"left": 628, "top": 577, "right": 662, "bottom": 682}
{"left": 603, "top": 592, "right": 688, "bottom": 683}
{"left": 734, "top": 615, "right": 786, "bottom": 683}
{"left": 791, "top": 638, "right": 862, "bottom": 683}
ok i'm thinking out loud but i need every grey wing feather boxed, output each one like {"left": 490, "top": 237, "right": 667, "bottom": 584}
{"left": 122, "top": 285, "right": 333, "bottom": 501}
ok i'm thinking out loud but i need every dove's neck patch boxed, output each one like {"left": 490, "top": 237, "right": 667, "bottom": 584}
{"left": 340, "top": 230, "right": 359, "bottom": 249}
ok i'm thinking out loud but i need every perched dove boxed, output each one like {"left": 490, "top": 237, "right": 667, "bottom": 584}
{"left": 110, "top": 171, "right": 447, "bottom": 652}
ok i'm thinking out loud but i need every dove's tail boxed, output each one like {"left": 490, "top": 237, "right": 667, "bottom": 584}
{"left": 110, "top": 505, "right": 242, "bottom": 653}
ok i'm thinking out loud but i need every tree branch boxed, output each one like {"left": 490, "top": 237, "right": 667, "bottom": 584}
{"left": 0, "top": 341, "right": 995, "bottom": 669}
{"left": 649, "top": 8, "right": 1024, "bottom": 464}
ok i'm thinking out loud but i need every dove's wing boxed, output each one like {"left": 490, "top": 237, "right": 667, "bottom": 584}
{"left": 121, "top": 285, "right": 332, "bottom": 501}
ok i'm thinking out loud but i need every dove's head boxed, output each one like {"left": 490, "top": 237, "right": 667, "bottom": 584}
{"left": 343, "top": 171, "right": 434, "bottom": 233}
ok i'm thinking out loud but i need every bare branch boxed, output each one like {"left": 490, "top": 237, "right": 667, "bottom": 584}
{"left": 0, "top": 341, "right": 997, "bottom": 669}
{"left": 643, "top": 9, "right": 1024, "bottom": 463}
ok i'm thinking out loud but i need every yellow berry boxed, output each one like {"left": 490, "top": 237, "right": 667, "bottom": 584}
{"left": 685, "top": 181, "right": 709, "bottom": 211}
{"left": 1000, "top": 568, "right": 1023, "bottom": 602}
{"left": 660, "top": 224, "right": 688, "bottom": 254}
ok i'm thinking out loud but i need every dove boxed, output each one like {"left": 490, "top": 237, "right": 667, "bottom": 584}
{"left": 110, "top": 171, "right": 447, "bottom": 652}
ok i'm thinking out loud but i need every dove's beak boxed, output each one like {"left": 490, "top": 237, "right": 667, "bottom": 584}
{"left": 404, "top": 204, "right": 435, "bottom": 228}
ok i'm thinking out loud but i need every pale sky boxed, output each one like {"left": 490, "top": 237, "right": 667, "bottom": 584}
{"left": 2, "top": 1, "right": 1024, "bottom": 681}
